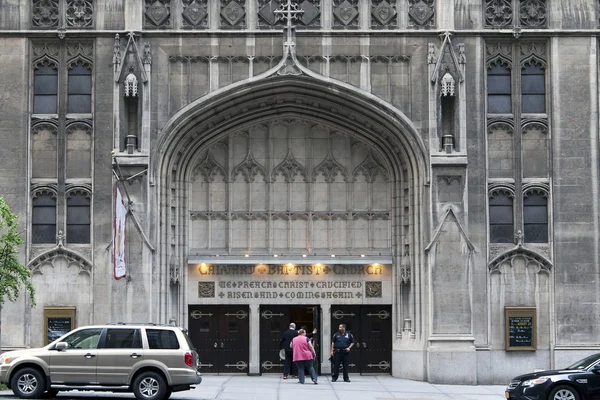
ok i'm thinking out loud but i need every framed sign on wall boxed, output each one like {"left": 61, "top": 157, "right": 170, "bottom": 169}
{"left": 44, "top": 307, "right": 76, "bottom": 345}
{"left": 505, "top": 306, "right": 536, "bottom": 351}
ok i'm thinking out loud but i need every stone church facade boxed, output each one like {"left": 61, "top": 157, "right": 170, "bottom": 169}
{"left": 0, "top": 0, "right": 598, "bottom": 384}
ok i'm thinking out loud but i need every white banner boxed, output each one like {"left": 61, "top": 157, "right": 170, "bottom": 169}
{"left": 113, "top": 185, "right": 127, "bottom": 280}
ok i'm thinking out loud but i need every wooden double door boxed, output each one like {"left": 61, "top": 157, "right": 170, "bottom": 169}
{"left": 188, "top": 305, "right": 250, "bottom": 373}
{"left": 259, "top": 305, "right": 322, "bottom": 375}
{"left": 330, "top": 305, "right": 393, "bottom": 374}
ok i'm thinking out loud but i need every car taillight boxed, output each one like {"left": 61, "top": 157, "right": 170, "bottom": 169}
{"left": 185, "top": 352, "right": 193, "bottom": 367}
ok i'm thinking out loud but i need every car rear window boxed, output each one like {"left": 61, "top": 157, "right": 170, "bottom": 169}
{"left": 146, "top": 329, "right": 180, "bottom": 349}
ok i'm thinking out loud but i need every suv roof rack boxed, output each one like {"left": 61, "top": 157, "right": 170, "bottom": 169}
{"left": 106, "top": 322, "right": 177, "bottom": 327}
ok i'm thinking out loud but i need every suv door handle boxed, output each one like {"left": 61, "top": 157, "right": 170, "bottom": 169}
{"left": 130, "top": 353, "right": 143, "bottom": 359}
{"left": 84, "top": 353, "right": 96, "bottom": 358}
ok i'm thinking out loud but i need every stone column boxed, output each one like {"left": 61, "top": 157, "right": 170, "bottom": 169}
{"left": 249, "top": 304, "right": 260, "bottom": 374}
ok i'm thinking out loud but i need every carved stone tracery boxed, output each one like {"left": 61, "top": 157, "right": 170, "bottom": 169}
{"left": 371, "top": 0, "right": 397, "bottom": 28}
{"left": 485, "top": 0, "right": 513, "bottom": 28}
{"left": 333, "top": 0, "right": 359, "bottom": 28}
{"left": 32, "top": 0, "right": 60, "bottom": 28}
{"left": 66, "top": 0, "right": 94, "bottom": 28}
{"left": 182, "top": 0, "right": 208, "bottom": 28}
{"left": 144, "top": 0, "right": 171, "bottom": 28}
{"left": 353, "top": 151, "right": 388, "bottom": 183}
{"left": 232, "top": 150, "right": 268, "bottom": 182}
{"left": 221, "top": 0, "right": 246, "bottom": 27}
{"left": 192, "top": 151, "right": 228, "bottom": 183}
{"left": 408, "top": 0, "right": 435, "bottom": 28}
{"left": 519, "top": 0, "right": 547, "bottom": 28}
{"left": 272, "top": 150, "right": 308, "bottom": 183}
{"left": 313, "top": 151, "right": 348, "bottom": 183}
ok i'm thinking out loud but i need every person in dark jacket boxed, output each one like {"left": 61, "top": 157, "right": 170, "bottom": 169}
{"left": 330, "top": 323, "right": 354, "bottom": 382}
{"left": 280, "top": 322, "right": 298, "bottom": 379}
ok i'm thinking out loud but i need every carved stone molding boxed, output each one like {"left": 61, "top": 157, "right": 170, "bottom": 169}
{"left": 192, "top": 151, "right": 228, "bottom": 183}
{"left": 31, "top": 184, "right": 58, "bottom": 198}
{"left": 67, "top": 42, "right": 94, "bottom": 69}
{"left": 521, "top": 118, "right": 549, "bottom": 134}
{"left": 190, "top": 212, "right": 229, "bottom": 220}
{"left": 182, "top": 0, "right": 208, "bottom": 28}
{"left": 65, "top": 183, "right": 92, "bottom": 197}
{"left": 486, "top": 42, "right": 512, "bottom": 69}
{"left": 32, "top": 42, "right": 60, "bottom": 68}
{"left": 520, "top": 42, "right": 547, "bottom": 68}
{"left": 353, "top": 151, "right": 388, "bottom": 183}
{"left": 365, "top": 282, "right": 382, "bottom": 298}
{"left": 522, "top": 183, "right": 549, "bottom": 197}
{"left": 66, "top": 0, "right": 94, "bottom": 28}
{"left": 519, "top": 0, "right": 547, "bottom": 28}
{"left": 232, "top": 150, "right": 268, "bottom": 183}
{"left": 485, "top": 0, "right": 512, "bottom": 28}
{"left": 169, "top": 55, "right": 211, "bottom": 63}
{"left": 28, "top": 247, "right": 92, "bottom": 276}
{"left": 189, "top": 211, "right": 391, "bottom": 221}
{"left": 408, "top": 0, "right": 435, "bottom": 28}
{"left": 488, "top": 247, "right": 552, "bottom": 274}
{"left": 144, "top": 0, "right": 171, "bottom": 28}
{"left": 66, "top": 119, "right": 93, "bottom": 134}
{"left": 170, "top": 255, "right": 180, "bottom": 284}
{"left": 371, "top": 0, "right": 397, "bottom": 28}
{"left": 313, "top": 151, "right": 348, "bottom": 183}
{"left": 221, "top": 0, "right": 246, "bottom": 27}
{"left": 333, "top": 0, "right": 359, "bottom": 28}
{"left": 488, "top": 183, "right": 516, "bottom": 199}
{"left": 259, "top": 0, "right": 320, "bottom": 27}
{"left": 351, "top": 211, "right": 391, "bottom": 220}
{"left": 487, "top": 117, "right": 515, "bottom": 135}
{"left": 32, "top": 0, "right": 60, "bottom": 28}
{"left": 272, "top": 150, "right": 308, "bottom": 183}
{"left": 31, "top": 120, "right": 59, "bottom": 135}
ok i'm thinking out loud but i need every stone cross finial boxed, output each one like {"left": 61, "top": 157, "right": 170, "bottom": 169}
{"left": 274, "top": 0, "right": 304, "bottom": 27}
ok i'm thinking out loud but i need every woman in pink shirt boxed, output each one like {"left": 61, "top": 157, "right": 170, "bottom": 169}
{"left": 291, "top": 329, "right": 318, "bottom": 384}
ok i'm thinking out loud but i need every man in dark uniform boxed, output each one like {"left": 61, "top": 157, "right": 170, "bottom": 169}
{"left": 280, "top": 322, "right": 298, "bottom": 379}
{"left": 330, "top": 323, "right": 354, "bottom": 382}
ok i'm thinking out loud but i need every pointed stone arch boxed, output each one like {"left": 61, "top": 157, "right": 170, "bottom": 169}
{"left": 488, "top": 246, "right": 552, "bottom": 275}
{"left": 28, "top": 247, "right": 92, "bottom": 276}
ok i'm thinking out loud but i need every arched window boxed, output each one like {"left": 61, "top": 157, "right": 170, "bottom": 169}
{"left": 34, "top": 61, "right": 58, "bottom": 114}
{"left": 487, "top": 62, "right": 512, "bottom": 114}
{"left": 521, "top": 63, "right": 545, "bottom": 114}
{"left": 68, "top": 62, "right": 92, "bottom": 114}
{"left": 32, "top": 192, "right": 56, "bottom": 243}
{"left": 489, "top": 191, "right": 514, "bottom": 243}
{"left": 524, "top": 191, "right": 548, "bottom": 243}
{"left": 67, "top": 192, "right": 91, "bottom": 244}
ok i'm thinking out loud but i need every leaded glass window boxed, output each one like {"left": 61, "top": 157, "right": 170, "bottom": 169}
{"left": 489, "top": 192, "right": 514, "bottom": 243}
{"left": 487, "top": 62, "right": 512, "bottom": 114}
{"left": 523, "top": 192, "right": 547, "bottom": 243}
{"left": 67, "top": 192, "right": 90, "bottom": 244}
{"left": 32, "top": 193, "right": 56, "bottom": 243}
{"left": 521, "top": 64, "right": 546, "bottom": 114}
{"left": 34, "top": 62, "right": 58, "bottom": 114}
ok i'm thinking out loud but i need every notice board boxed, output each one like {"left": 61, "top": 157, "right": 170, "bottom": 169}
{"left": 44, "top": 307, "right": 76, "bottom": 345}
{"left": 505, "top": 306, "right": 536, "bottom": 351}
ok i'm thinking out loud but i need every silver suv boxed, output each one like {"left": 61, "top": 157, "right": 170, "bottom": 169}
{"left": 0, "top": 323, "right": 202, "bottom": 400}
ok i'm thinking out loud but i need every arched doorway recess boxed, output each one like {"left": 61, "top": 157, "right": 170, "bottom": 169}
{"left": 153, "top": 75, "right": 429, "bottom": 376}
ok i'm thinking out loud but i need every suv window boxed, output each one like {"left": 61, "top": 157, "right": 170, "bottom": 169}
{"left": 103, "top": 328, "right": 142, "bottom": 349}
{"left": 146, "top": 329, "right": 180, "bottom": 349}
{"left": 62, "top": 328, "right": 102, "bottom": 349}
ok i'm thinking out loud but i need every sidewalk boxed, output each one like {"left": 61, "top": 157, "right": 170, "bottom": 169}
{"left": 0, "top": 375, "right": 508, "bottom": 400}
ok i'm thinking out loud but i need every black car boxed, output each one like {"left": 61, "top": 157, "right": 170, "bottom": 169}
{"left": 505, "top": 353, "right": 600, "bottom": 400}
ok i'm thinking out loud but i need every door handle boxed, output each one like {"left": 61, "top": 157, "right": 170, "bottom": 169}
{"left": 355, "top": 342, "right": 360, "bottom": 348}
{"left": 362, "top": 342, "right": 367, "bottom": 349}
{"left": 214, "top": 342, "right": 218, "bottom": 348}
{"left": 130, "top": 353, "right": 143, "bottom": 359}
{"left": 84, "top": 353, "right": 96, "bottom": 358}
{"left": 220, "top": 343, "right": 224, "bottom": 349}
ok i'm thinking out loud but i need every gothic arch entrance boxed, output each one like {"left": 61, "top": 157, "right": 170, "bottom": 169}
{"left": 153, "top": 75, "right": 428, "bottom": 375}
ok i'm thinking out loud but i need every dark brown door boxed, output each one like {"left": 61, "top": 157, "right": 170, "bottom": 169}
{"left": 259, "top": 305, "right": 290, "bottom": 374}
{"left": 188, "top": 305, "right": 220, "bottom": 373}
{"left": 218, "top": 306, "right": 250, "bottom": 373}
{"left": 359, "top": 305, "right": 392, "bottom": 374}
{"left": 188, "top": 305, "right": 250, "bottom": 374}
{"left": 330, "top": 305, "right": 361, "bottom": 374}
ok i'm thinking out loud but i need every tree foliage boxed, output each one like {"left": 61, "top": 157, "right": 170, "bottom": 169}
{"left": 0, "top": 197, "right": 35, "bottom": 307}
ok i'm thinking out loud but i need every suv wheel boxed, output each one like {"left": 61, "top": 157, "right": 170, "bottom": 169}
{"left": 549, "top": 385, "right": 580, "bottom": 400}
{"left": 10, "top": 367, "right": 46, "bottom": 399}
{"left": 133, "top": 371, "right": 167, "bottom": 400}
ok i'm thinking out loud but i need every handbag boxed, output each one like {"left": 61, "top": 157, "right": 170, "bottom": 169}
{"left": 279, "top": 349, "right": 286, "bottom": 361}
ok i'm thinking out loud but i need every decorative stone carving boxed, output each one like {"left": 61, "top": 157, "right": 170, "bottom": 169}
{"left": 142, "top": 42, "right": 152, "bottom": 65}
{"left": 113, "top": 34, "right": 122, "bottom": 68}
{"left": 486, "top": 42, "right": 512, "bottom": 69}
{"left": 487, "top": 117, "right": 515, "bottom": 134}
{"left": 32, "top": 0, "right": 60, "bottom": 28}
{"left": 31, "top": 120, "right": 59, "bottom": 135}
{"left": 313, "top": 151, "right": 348, "bottom": 183}
{"left": 365, "top": 282, "right": 382, "bottom": 298}
{"left": 353, "top": 151, "right": 388, "bottom": 183}
{"left": 190, "top": 212, "right": 229, "bottom": 220}
{"left": 485, "top": 0, "right": 512, "bottom": 28}
{"left": 371, "top": 0, "right": 397, "bottom": 28}
{"left": 458, "top": 43, "right": 466, "bottom": 64}
{"left": 298, "top": 0, "right": 320, "bottom": 26}
{"left": 28, "top": 247, "right": 92, "bottom": 276}
{"left": 352, "top": 212, "right": 391, "bottom": 220}
{"left": 32, "top": 42, "right": 60, "bottom": 67}
{"left": 520, "top": 42, "right": 547, "bottom": 68}
{"left": 221, "top": 0, "right": 245, "bottom": 27}
{"left": 258, "top": 0, "right": 284, "bottom": 26}
{"left": 124, "top": 67, "right": 139, "bottom": 97}
{"left": 272, "top": 150, "right": 308, "bottom": 183}
{"left": 440, "top": 72, "right": 455, "bottom": 97}
{"left": 144, "top": 0, "right": 171, "bottom": 28}
{"left": 198, "top": 282, "right": 215, "bottom": 298}
{"left": 66, "top": 0, "right": 94, "bottom": 28}
{"left": 66, "top": 42, "right": 93, "bottom": 68}
{"left": 427, "top": 43, "right": 436, "bottom": 64}
{"left": 260, "top": 0, "right": 320, "bottom": 27}
{"left": 488, "top": 247, "right": 552, "bottom": 274}
{"left": 182, "top": 0, "right": 208, "bottom": 28}
{"left": 232, "top": 150, "right": 268, "bottom": 182}
{"left": 521, "top": 118, "right": 549, "bottom": 134}
{"left": 192, "top": 152, "right": 227, "bottom": 183}
{"left": 408, "top": 0, "right": 435, "bottom": 28}
{"left": 65, "top": 120, "right": 92, "bottom": 135}
{"left": 333, "top": 0, "right": 359, "bottom": 28}
{"left": 519, "top": 0, "right": 547, "bottom": 28}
